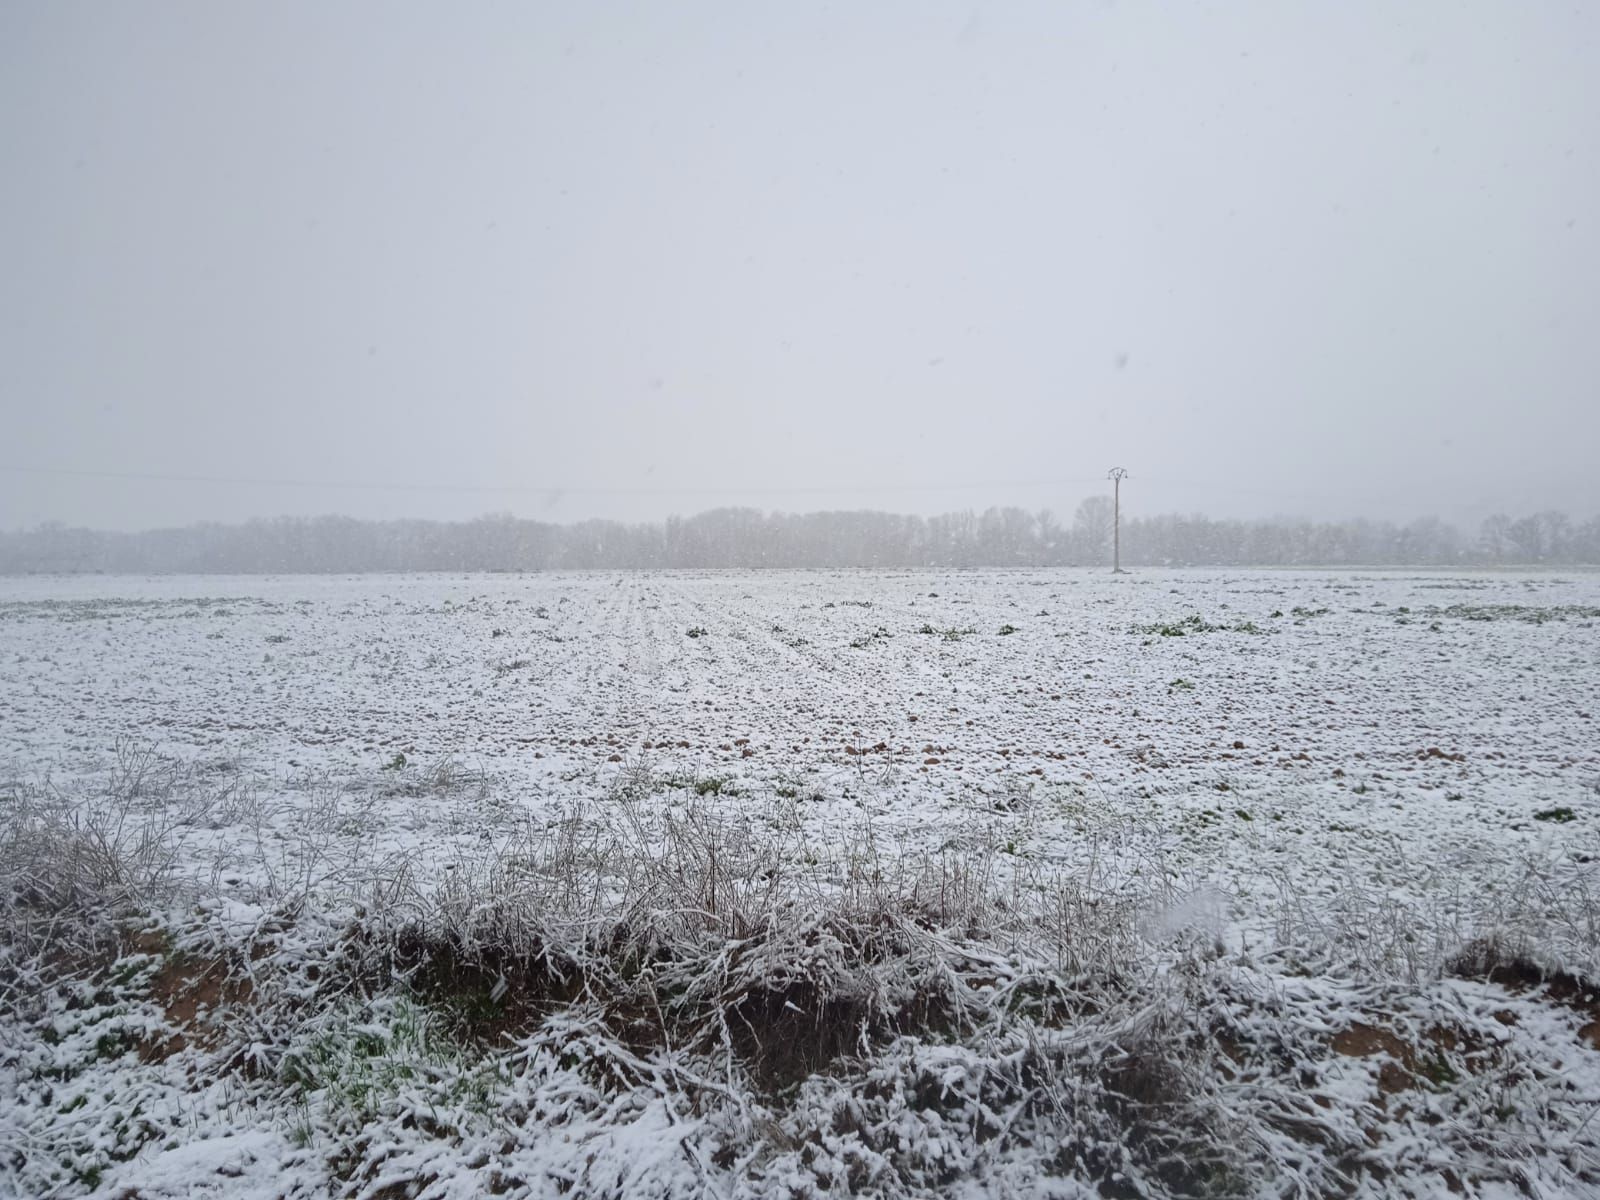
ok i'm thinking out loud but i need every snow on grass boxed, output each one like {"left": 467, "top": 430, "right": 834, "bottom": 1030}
{"left": 2, "top": 568, "right": 1599, "bottom": 1196}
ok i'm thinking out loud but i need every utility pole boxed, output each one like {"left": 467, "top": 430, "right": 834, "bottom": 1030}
{"left": 1107, "top": 467, "right": 1129, "bottom": 573}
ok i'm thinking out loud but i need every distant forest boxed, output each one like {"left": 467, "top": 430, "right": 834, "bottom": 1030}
{"left": 1, "top": 501, "right": 1596, "bottom": 573}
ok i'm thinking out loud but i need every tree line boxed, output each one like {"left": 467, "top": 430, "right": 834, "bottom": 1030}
{"left": 1, "top": 501, "right": 1595, "bottom": 573}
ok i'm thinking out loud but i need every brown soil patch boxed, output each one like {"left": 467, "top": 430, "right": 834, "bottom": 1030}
{"left": 1331, "top": 1021, "right": 1497, "bottom": 1098}
{"left": 387, "top": 928, "right": 587, "bottom": 1044}
{"left": 1476, "top": 959, "right": 1600, "bottom": 1051}
{"left": 1331, "top": 1023, "right": 1415, "bottom": 1095}
{"left": 141, "top": 954, "right": 255, "bottom": 1060}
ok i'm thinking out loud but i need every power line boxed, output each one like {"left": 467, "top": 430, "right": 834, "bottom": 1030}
{"left": 2, "top": 461, "right": 1435, "bottom": 508}
{"left": 0, "top": 462, "right": 1112, "bottom": 498}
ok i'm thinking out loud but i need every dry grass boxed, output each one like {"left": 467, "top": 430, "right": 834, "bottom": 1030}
{"left": 4, "top": 749, "right": 1600, "bottom": 1198}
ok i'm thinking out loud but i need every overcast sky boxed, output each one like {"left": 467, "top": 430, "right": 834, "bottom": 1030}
{"left": 2, "top": 1, "right": 1596, "bottom": 532}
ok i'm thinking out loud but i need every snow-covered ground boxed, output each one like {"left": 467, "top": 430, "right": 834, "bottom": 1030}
{"left": 3, "top": 569, "right": 1596, "bottom": 939}
{"left": 3, "top": 568, "right": 1599, "bottom": 1197}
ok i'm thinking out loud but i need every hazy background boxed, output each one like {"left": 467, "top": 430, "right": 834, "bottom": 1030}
{"left": 2, "top": 1, "right": 1596, "bottom": 533}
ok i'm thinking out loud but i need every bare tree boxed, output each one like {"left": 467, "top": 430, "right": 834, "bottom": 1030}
{"left": 1072, "top": 496, "right": 1114, "bottom": 563}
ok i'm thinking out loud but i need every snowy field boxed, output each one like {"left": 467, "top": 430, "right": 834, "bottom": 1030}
{"left": 3, "top": 568, "right": 1600, "bottom": 1198}
{"left": 3, "top": 568, "right": 1597, "bottom": 938}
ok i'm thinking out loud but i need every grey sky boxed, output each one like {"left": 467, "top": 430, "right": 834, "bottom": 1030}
{"left": 2, "top": 1, "right": 1596, "bottom": 532}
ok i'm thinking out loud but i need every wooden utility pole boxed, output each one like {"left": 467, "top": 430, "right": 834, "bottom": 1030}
{"left": 1107, "top": 467, "right": 1129, "bottom": 573}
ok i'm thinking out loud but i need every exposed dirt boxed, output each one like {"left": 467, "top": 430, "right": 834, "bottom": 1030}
{"left": 142, "top": 952, "right": 255, "bottom": 1061}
